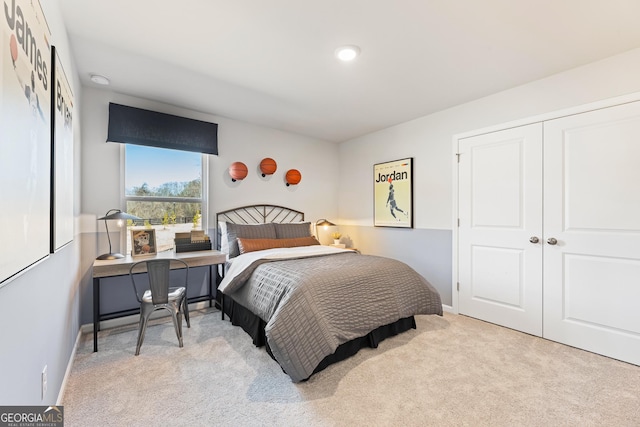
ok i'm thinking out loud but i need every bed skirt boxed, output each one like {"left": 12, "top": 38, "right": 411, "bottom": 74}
{"left": 220, "top": 293, "right": 416, "bottom": 380}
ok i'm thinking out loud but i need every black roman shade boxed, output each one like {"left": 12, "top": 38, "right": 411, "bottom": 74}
{"left": 107, "top": 103, "right": 218, "bottom": 155}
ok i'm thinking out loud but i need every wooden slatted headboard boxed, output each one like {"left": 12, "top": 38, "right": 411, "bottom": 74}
{"left": 215, "top": 205, "right": 305, "bottom": 249}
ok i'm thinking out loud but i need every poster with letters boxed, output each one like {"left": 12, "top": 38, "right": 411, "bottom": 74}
{"left": 51, "top": 45, "right": 74, "bottom": 252}
{"left": 1, "top": 0, "right": 52, "bottom": 285}
{"left": 374, "top": 158, "right": 413, "bottom": 228}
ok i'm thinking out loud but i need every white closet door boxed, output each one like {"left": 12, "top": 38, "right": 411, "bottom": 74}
{"left": 544, "top": 101, "right": 640, "bottom": 365}
{"left": 458, "top": 124, "right": 543, "bottom": 336}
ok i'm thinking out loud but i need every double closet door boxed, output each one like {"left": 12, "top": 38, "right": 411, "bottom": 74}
{"left": 457, "top": 100, "right": 640, "bottom": 366}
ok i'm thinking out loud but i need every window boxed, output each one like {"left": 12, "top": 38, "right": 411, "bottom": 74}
{"left": 123, "top": 144, "right": 206, "bottom": 253}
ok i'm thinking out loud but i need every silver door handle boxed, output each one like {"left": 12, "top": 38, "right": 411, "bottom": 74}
{"left": 547, "top": 238, "right": 558, "bottom": 245}
{"left": 529, "top": 236, "right": 539, "bottom": 243}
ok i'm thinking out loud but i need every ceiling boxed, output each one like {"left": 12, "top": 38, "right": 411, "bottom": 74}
{"left": 59, "top": 0, "right": 640, "bottom": 143}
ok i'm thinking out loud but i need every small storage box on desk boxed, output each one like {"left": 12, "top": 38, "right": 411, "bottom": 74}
{"left": 174, "top": 230, "right": 212, "bottom": 253}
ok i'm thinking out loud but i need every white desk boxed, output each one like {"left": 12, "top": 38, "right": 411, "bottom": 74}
{"left": 92, "top": 250, "right": 226, "bottom": 352}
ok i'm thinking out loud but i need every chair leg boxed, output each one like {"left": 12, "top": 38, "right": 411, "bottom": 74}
{"left": 170, "top": 305, "right": 183, "bottom": 348}
{"left": 176, "top": 303, "right": 183, "bottom": 334}
{"left": 182, "top": 296, "right": 190, "bottom": 328}
{"left": 135, "top": 309, "right": 151, "bottom": 356}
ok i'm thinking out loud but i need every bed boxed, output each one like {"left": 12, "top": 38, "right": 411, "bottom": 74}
{"left": 216, "top": 205, "right": 442, "bottom": 382}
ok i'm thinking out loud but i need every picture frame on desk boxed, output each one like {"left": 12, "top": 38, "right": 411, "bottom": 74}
{"left": 131, "top": 229, "right": 157, "bottom": 257}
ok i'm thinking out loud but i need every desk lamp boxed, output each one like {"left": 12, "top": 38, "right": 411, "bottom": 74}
{"left": 314, "top": 219, "right": 336, "bottom": 239}
{"left": 316, "top": 219, "right": 336, "bottom": 228}
{"left": 96, "top": 209, "right": 141, "bottom": 260}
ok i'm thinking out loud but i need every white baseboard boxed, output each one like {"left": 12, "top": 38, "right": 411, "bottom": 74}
{"left": 57, "top": 328, "right": 82, "bottom": 405}
{"left": 442, "top": 304, "right": 455, "bottom": 314}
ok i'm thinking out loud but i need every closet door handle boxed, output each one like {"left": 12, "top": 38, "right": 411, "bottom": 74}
{"left": 547, "top": 238, "right": 558, "bottom": 245}
{"left": 529, "top": 236, "right": 539, "bottom": 244}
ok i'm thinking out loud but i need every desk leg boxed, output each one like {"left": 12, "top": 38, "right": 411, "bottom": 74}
{"left": 208, "top": 265, "right": 213, "bottom": 308}
{"left": 219, "top": 265, "right": 225, "bottom": 321}
{"left": 93, "top": 277, "right": 100, "bottom": 352}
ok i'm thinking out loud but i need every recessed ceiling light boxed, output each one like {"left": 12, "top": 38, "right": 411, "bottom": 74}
{"left": 90, "top": 74, "right": 110, "bottom": 85}
{"left": 335, "top": 45, "right": 361, "bottom": 62}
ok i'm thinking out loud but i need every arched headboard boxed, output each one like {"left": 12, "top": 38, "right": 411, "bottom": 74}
{"left": 215, "top": 204, "right": 305, "bottom": 249}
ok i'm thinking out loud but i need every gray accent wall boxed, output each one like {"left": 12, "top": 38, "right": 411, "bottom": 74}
{"left": 0, "top": 242, "right": 82, "bottom": 405}
{"left": 337, "top": 225, "right": 452, "bottom": 306}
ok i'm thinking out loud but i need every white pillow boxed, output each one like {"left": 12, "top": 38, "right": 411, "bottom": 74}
{"left": 218, "top": 221, "right": 229, "bottom": 254}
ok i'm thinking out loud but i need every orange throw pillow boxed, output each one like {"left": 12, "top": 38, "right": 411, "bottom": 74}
{"left": 237, "top": 236, "right": 320, "bottom": 254}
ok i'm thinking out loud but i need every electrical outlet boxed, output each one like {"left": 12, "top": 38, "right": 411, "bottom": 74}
{"left": 41, "top": 365, "right": 47, "bottom": 400}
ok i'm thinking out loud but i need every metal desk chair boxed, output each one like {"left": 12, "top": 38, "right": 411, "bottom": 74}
{"left": 129, "top": 258, "right": 190, "bottom": 355}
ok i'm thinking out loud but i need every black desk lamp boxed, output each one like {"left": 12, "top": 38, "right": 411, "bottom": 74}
{"left": 96, "top": 209, "right": 142, "bottom": 260}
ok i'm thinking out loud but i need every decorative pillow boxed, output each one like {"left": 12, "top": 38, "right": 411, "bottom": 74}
{"left": 218, "top": 221, "right": 229, "bottom": 254}
{"left": 237, "top": 236, "right": 320, "bottom": 254}
{"left": 224, "top": 222, "right": 277, "bottom": 258}
{"left": 274, "top": 222, "right": 312, "bottom": 239}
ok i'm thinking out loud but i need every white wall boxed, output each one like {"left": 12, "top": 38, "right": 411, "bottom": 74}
{"left": 0, "top": 0, "right": 83, "bottom": 405}
{"left": 81, "top": 88, "right": 339, "bottom": 236}
{"left": 5, "top": 3, "right": 640, "bottom": 404}
{"left": 78, "top": 88, "right": 340, "bottom": 323}
{"left": 338, "top": 47, "right": 640, "bottom": 306}
{"left": 208, "top": 113, "right": 340, "bottom": 224}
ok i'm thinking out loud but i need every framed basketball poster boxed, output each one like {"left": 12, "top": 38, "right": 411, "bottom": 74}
{"left": 374, "top": 158, "right": 413, "bottom": 228}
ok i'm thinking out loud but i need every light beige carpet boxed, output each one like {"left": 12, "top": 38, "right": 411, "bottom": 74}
{"left": 62, "top": 309, "right": 640, "bottom": 426}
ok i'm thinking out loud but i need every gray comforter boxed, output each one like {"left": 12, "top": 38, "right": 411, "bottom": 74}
{"left": 220, "top": 248, "right": 442, "bottom": 382}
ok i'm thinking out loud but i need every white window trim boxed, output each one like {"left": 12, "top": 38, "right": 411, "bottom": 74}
{"left": 119, "top": 144, "right": 209, "bottom": 253}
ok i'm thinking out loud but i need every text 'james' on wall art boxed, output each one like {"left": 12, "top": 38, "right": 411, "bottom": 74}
{"left": 1, "top": 0, "right": 52, "bottom": 286}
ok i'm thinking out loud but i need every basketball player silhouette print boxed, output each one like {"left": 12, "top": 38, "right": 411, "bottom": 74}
{"left": 386, "top": 178, "right": 408, "bottom": 221}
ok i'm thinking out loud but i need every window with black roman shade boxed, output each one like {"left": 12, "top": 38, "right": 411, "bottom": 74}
{"left": 107, "top": 103, "right": 218, "bottom": 155}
